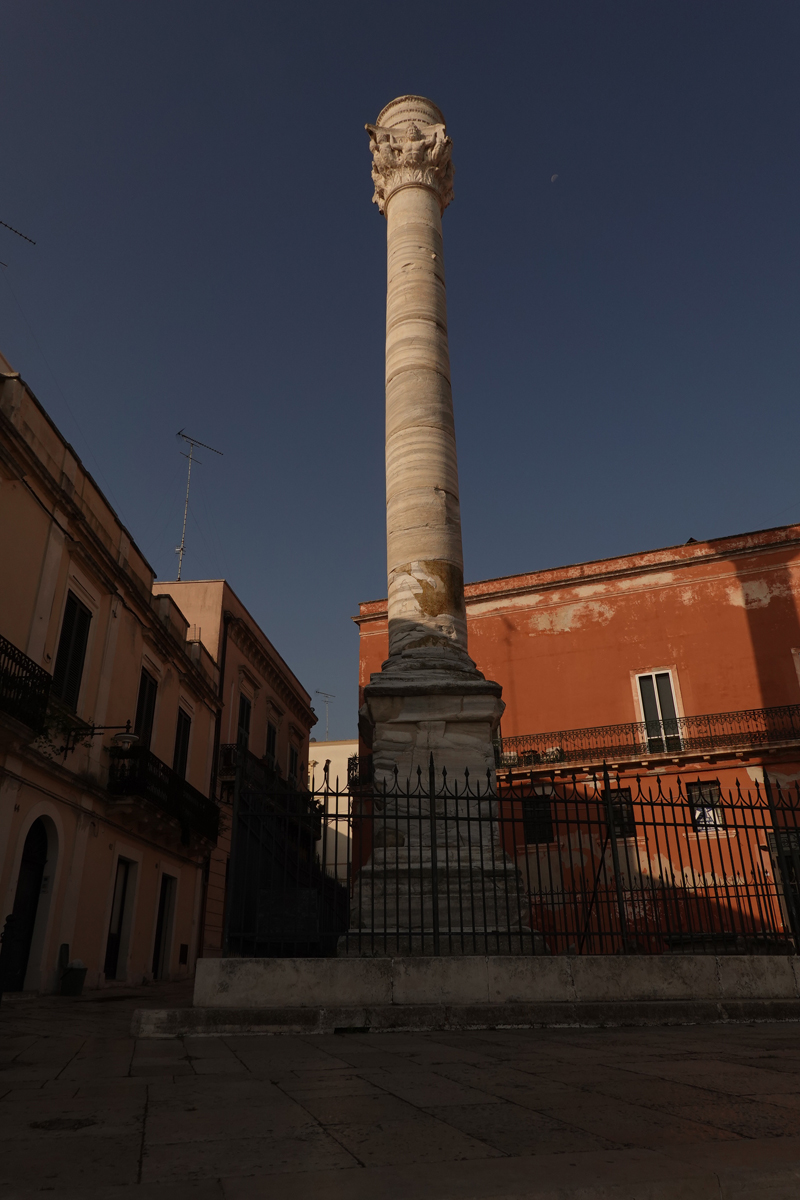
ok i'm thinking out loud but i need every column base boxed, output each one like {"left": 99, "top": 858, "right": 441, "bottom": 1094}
{"left": 363, "top": 671, "right": 504, "bottom": 787}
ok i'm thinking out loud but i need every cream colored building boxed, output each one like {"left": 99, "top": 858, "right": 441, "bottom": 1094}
{"left": 154, "top": 580, "right": 317, "bottom": 955}
{"left": 0, "top": 351, "right": 220, "bottom": 992}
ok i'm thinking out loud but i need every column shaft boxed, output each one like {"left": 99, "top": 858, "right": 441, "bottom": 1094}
{"left": 384, "top": 185, "right": 467, "bottom": 659}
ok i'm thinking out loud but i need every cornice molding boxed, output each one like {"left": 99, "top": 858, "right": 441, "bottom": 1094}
{"left": 352, "top": 533, "right": 800, "bottom": 625}
{"left": 228, "top": 620, "right": 315, "bottom": 730}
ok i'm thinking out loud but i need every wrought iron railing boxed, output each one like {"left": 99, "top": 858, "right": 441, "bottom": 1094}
{"left": 108, "top": 745, "right": 219, "bottom": 843}
{"left": 0, "top": 633, "right": 51, "bottom": 733}
{"left": 347, "top": 754, "right": 373, "bottom": 787}
{"left": 218, "top": 743, "right": 322, "bottom": 836}
{"left": 494, "top": 704, "right": 800, "bottom": 771}
{"left": 224, "top": 762, "right": 800, "bottom": 958}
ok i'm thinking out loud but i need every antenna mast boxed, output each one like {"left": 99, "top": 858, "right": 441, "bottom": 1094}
{"left": 175, "top": 430, "right": 222, "bottom": 580}
{"left": 315, "top": 690, "right": 335, "bottom": 741}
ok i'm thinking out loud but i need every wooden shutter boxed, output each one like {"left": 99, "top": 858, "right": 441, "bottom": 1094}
{"left": 134, "top": 669, "right": 158, "bottom": 750}
{"left": 52, "top": 591, "right": 92, "bottom": 710}
{"left": 237, "top": 694, "right": 251, "bottom": 750}
{"left": 173, "top": 708, "right": 191, "bottom": 778}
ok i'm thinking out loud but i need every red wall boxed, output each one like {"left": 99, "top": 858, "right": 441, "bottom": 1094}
{"left": 358, "top": 526, "right": 800, "bottom": 739}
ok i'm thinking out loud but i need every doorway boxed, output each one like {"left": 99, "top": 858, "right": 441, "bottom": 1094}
{"left": 152, "top": 874, "right": 177, "bottom": 980}
{"left": 0, "top": 819, "right": 49, "bottom": 992}
{"left": 104, "top": 857, "right": 134, "bottom": 980}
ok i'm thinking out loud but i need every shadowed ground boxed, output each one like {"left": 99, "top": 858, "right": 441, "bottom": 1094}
{"left": 2, "top": 982, "right": 800, "bottom": 1198}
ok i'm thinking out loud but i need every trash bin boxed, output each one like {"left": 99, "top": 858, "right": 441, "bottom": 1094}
{"left": 60, "top": 960, "right": 87, "bottom": 996}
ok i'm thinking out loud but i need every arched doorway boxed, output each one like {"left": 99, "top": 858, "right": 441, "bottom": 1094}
{"left": 0, "top": 820, "right": 49, "bottom": 992}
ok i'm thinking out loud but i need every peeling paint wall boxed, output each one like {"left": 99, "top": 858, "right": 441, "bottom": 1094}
{"left": 357, "top": 526, "right": 800, "bottom": 738}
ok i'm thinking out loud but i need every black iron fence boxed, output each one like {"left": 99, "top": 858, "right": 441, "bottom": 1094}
{"left": 223, "top": 746, "right": 340, "bottom": 957}
{"left": 495, "top": 704, "right": 800, "bottom": 771}
{"left": 0, "top": 633, "right": 51, "bottom": 733}
{"left": 223, "top": 761, "right": 800, "bottom": 958}
{"left": 108, "top": 745, "right": 220, "bottom": 843}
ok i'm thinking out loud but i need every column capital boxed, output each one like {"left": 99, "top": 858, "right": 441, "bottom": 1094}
{"left": 366, "top": 118, "right": 454, "bottom": 215}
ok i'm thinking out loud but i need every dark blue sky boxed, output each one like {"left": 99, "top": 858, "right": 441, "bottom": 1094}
{"left": 2, "top": 2, "right": 798, "bottom": 739}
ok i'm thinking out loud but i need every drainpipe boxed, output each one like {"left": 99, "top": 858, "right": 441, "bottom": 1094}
{"left": 210, "top": 610, "right": 234, "bottom": 801}
{"left": 199, "top": 609, "right": 233, "bottom": 958}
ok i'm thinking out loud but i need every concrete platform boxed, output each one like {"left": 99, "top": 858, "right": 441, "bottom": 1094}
{"left": 190, "top": 953, "right": 800, "bottom": 1010}
{"left": 133, "top": 996, "right": 800, "bottom": 1037}
{"left": 131, "top": 954, "right": 800, "bottom": 1037}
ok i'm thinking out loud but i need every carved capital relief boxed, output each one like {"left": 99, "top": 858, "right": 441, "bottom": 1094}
{"left": 366, "top": 120, "right": 454, "bottom": 214}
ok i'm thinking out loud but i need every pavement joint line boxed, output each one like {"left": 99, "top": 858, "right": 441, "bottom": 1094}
{"left": 137, "top": 1081, "right": 149, "bottom": 1184}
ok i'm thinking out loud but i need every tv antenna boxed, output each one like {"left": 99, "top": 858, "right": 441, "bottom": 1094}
{"left": 315, "top": 690, "right": 335, "bottom": 741}
{"left": 175, "top": 429, "right": 222, "bottom": 580}
{"left": 0, "top": 218, "right": 36, "bottom": 245}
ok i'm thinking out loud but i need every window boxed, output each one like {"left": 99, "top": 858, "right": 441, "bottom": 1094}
{"left": 104, "top": 857, "right": 133, "bottom": 981}
{"left": 134, "top": 669, "right": 158, "bottom": 750}
{"left": 637, "top": 672, "right": 681, "bottom": 753}
{"left": 606, "top": 788, "right": 637, "bottom": 839}
{"left": 152, "top": 873, "right": 176, "bottom": 980}
{"left": 288, "top": 743, "right": 299, "bottom": 781}
{"left": 522, "top": 797, "right": 554, "bottom": 844}
{"left": 237, "top": 694, "right": 251, "bottom": 751}
{"left": 52, "top": 590, "right": 92, "bottom": 710}
{"left": 172, "top": 708, "right": 191, "bottom": 779}
{"left": 266, "top": 721, "right": 277, "bottom": 761}
{"left": 687, "top": 781, "right": 724, "bottom": 830}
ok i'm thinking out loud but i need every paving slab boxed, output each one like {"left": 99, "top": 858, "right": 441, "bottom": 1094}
{"left": 219, "top": 1147, "right": 720, "bottom": 1199}
{"left": 0, "top": 1092, "right": 144, "bottom": 1140}
{"left": 140, "top": 1126, "right": 359, "bottom": 1183}
{"left": 328, "top": 1114, "right": 504, "bottom": 1167}
{"left": 146, "top": 1076, "right": 286, "bottom": 1110}
{"left": 425, "top": 1100, "right": 615, "bottom": 1156}
{"left": 0, "top": 1132, "right": 141, "bottom": 1188}
{"left": 145, "top": 1100, "right": 318, "bottom": 1145}
{"left": 294, "top": 1090, "right": 431, "bottom": 1124}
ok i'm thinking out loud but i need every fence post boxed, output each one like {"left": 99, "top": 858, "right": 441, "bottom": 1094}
{"left": 429, "top": 753, "right": 440, "bottom": 956}
{"left": 603, "top": 761, "right": 630, "bottom": 952}
{"left": 222, "top": 747, "right": 244, "bottom": 955}
{"left": 763, "top": 769, "right": 800, "bottom": 945}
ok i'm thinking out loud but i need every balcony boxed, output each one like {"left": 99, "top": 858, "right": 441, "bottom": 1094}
{"left": 108, "top": 745, "right": 220, "bottom": 843}
{"left": 495, "top": 704, "right": 800, "bottom": 774}
{"left": 0, "top": 633, "right": 51, "bottom": 734}
{"left": 347, "top": 754, "right": 373, "bottom": 788}
{"left": 218, "top": 743, "right": 322, "bottom": 838}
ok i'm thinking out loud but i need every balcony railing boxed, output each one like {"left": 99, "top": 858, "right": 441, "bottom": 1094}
{"left": 495, "top": 704, "right": 800, "bottom": 772}
{"left": 347, "top": 754, "right": 373, "bottom": 788}
{"left": 218, "top": 743, "right": 322, "bottom": 837}
{"left": 108, "top": 745, "right": 220, "bottom": 843}
{"left": 0, "top": 633, "right": 51, "bottom": 734}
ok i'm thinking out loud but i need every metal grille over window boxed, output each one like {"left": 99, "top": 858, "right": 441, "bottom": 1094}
{"left": 607, "top": 788, "right": 637, "bottom": 839}
{"left": 522, "top": 795, "right": 554, "bottom": 844}
{"left": 688, "top": 780, "right": 724, "bottom": 829}
{"left": 52, "top": 591, "right": 92, "bottom": 711}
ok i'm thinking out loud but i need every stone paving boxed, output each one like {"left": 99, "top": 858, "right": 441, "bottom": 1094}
{"left": 2, "top": 983, "right": 800, "bottom": 1198}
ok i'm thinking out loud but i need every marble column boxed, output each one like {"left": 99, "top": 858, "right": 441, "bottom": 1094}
{"left": 363, "top": 96, "right": 504, "bottom": 787}
{"left": 342, "top": 98, "right": 530, "bottom": 956}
